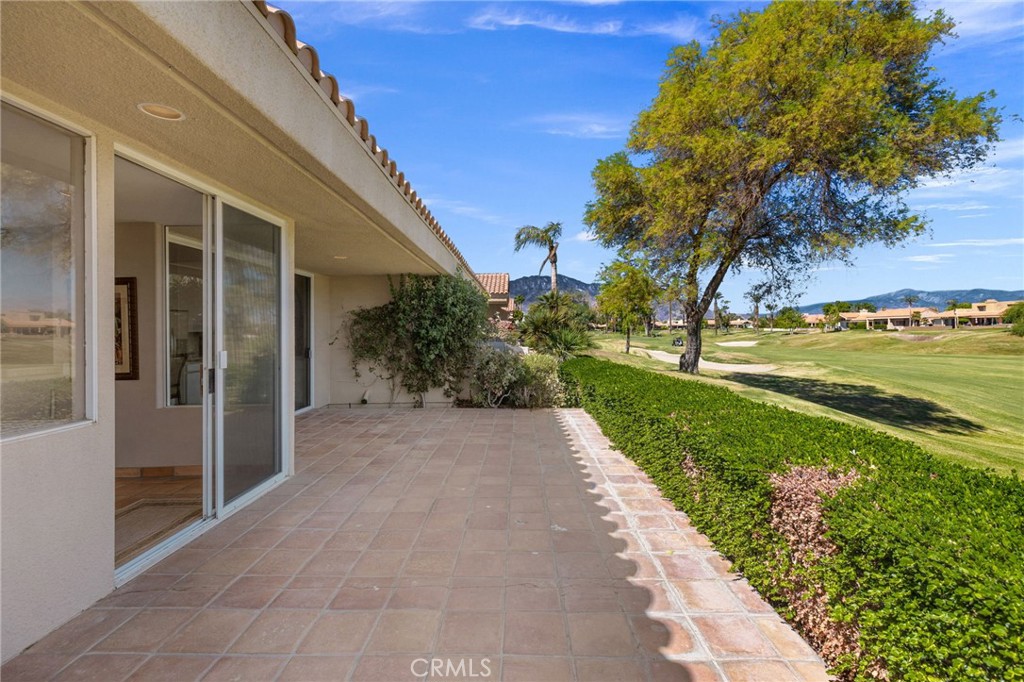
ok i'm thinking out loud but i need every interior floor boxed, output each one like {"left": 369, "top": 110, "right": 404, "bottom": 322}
{"left": 115, "top": 476, "right": 202, "bottom": 566}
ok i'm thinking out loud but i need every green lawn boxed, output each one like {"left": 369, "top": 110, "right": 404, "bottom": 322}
{"left": 592, "top": 327, "right": 1024, "bottom": 474}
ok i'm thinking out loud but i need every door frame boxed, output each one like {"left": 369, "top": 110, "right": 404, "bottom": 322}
{"left": 213, "top": 195, "right": 292, "bottom": 516}
{"left": 294, "top": 270, "right": 314, "bottom": 414}
{"left": 112, "top": 145, "right": 294, "bottom": 584}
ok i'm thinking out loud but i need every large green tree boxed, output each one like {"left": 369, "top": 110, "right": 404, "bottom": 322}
{"left": 597, "top": 260, "right": 659, "bottom": 354}
{"left": 584, "top": 0, "right": 999, "bottom": 373}
{"left": 514, "top": 221, "right": 562, "bottom": 296}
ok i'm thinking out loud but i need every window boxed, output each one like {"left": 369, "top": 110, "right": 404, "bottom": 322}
{"left": 166, "top": 227, "right": 204, "bottom": 406}
{"left": 1, "top": 103, "right": 86, "bottom": 437}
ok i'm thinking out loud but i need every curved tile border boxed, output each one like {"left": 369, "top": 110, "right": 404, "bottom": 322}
{"left": 251, "top": 1, "right": 475, "bottom": 277}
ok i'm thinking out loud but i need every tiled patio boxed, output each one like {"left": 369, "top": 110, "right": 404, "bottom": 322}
{"left": 3, "top": 408, "right": 829, "bottom": 681}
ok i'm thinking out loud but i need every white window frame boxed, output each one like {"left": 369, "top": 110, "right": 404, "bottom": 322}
{"left": 0, "top": 95, "right": 97, "bottom": 442}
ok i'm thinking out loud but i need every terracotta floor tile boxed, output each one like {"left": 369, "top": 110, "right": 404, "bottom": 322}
{"left": 201, "top": 655, "right": 287, "bottom": 681}
{"left": 671, "top": 579, "right": 745, "bottom": 613}
{"left": 657, "top": 554, "right": 712, "bottom": 580}
{"left": 369, "top": 530, "right": 419, "bottom": 550}
{"left": 349, "top": 550, "right": 408, "bottom": 577}
{"left": 0, "top": 654, "right": 76, "bottom": 681}
{"left": 211, "top": 575, "right": 288, "bottom": 609}
{"left": 505, "top": 580, "right": 559, "bottom": 611}
{"left": 630, "top": 614, "right": 697, "bottom": 657}
{"left": 245, "top": 548, "right": 314, "bottom": 576}
{"left": 502, "top": 656, "right": 573, "bottom": 681}
{"left": 229, "top": 609, "right": 319, "bottom": 653}
{"left": 92, "top": 608, "right": 196, "bottom": 652}
{"left": 567, "top": 612, "right": 637, "bottom": 657}
{"left": 159, "top": 609, "right": 258, "bottom": 654}
{"left": 719, "top": 659, "right": 800, "bottom": 681}
{"left": 350, "top": 654, "right": 423, "bottom": 681}
{"left": 503, "top": 612, "right": 568, "bottom": 655}
{"left": 277, "top": 655, "right": 356, "bottom": 681}
{"left": 297, "top": 611, "right": 377, "bottom": 653}
{"left": 447, "top": 579, "right": 504, "bottom": 611}
{"left": 506, "top": 551, "right": 556, "bottom": 578}
{"left": 124, "top": 655, "right": 217, "bottom": 681}
{"left": 649, "top": 659, "right": 723, "bottom": 682}
{"left": 453, "top": 551, "right": 505, "bottom": 577}
{"left": 437, "top": 611, "right": 503, "bottom": 653}
{"left": 575, "top": 657, "right": 647, "bottom": 681}
{"left": 364, "top": 610, "right": 440, "bottom": 653}
{"left": 271, "top": 587, "right": 336, "bottom": 609}
{"left": 6, "top": 408, "right": 829, "bottom": 681}
{"left": 692, "top": 615, "right": 776, "bottom": 657}
{"left": 298, "top": 549, "right": 361, "bottom": 577}
{"left": 403, "top": 551, "right": 457, "bottom": 577}
{"left": 28, "top": 609, "right": 138, "bottom": 655}
{"left": 753, "top": 617, "right": 819, "bottom": 659}
{"left": 388, "top": 583, "right": 449, "bottom": 610}
{"left": 51, "top": 653, "right": 147, "bottom": 681}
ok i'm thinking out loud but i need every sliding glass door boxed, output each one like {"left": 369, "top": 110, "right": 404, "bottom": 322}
{"left": 216, "top": 201, "right": 283, "bottom": 507}
{"left": 295, "top": 274, "right": 311, "bottom": 411}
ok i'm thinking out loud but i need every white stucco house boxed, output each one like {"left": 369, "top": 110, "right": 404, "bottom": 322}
{"left": 0, "top": 0, "right": 484, "bottom": 661}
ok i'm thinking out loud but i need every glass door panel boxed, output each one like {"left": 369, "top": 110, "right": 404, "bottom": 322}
{"left": 295, "top": 274, "right": 311, "bottom": 410}
{"left": 217, "top": 203, "right": 282, "bottom": 505}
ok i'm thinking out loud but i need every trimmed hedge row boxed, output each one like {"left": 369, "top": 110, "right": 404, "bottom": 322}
{"left": 561, "top": 357, "right": 1024, "bottom": 680}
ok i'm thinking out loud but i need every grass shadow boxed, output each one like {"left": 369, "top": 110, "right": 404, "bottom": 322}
{"left": 725, "top": 373, "right": 985, "bottom": 434}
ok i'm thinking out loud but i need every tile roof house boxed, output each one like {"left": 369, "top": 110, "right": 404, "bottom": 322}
{"left": 0, "top": 0, "right": 484, "bottom": 660}
{"left": 476, "top": 272, "right": 517, "bottom": 322}
{"left": 932, "top": 299, "right": 1022, "bottom": 327}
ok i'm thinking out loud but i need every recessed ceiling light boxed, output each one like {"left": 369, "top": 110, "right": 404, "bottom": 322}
{"left": 137, "top": 103, "right": 185, "bottom": 121}
{"left": 333, "top": 255, "right": 348, "bottom": 260}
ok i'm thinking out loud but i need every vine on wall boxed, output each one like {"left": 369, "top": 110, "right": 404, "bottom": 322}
{"left": 347, "top": 273, "right": 489, "bottom": 405}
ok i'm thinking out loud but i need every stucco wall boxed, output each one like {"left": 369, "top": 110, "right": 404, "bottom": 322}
{"left": 1, "top": 134, "right": 116, "bottom": 663}
{"left": 311, "top": 273, "right": 333, "bottom": 409}
{"left": 328, "top": 275, "right": 456, "bottom": 407}
{"left": 114, "top": 222, "right": 203, "bottom": 468}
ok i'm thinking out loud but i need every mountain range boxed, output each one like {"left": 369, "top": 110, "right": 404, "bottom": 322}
{"left": 509, "top": 276, "right": 1023, "bottom": 317}
{"left": 509, "top": 275, "right": 601, "bottom": 307}
{"left": 796, "top": 288, "right": 1024, "bottom": 314}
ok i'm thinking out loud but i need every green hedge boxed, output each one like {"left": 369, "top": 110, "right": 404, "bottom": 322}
{"left": 561, "top": 357, "right": 1024, "bottom": 680}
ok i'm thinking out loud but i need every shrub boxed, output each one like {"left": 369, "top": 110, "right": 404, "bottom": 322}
{"left": 471, "top": 346, "right": 525, "bottom": 408}
{"left": 1012, "top": 320, "right": 1024, "bottom": 337}
{"left": 560, "top": 357, "right": 1024, "bottom": 681}
{"left": 513, "top": 353, "right": 563, "bottom": 408}
{"left": 348, "top": 273, "right": 488, "bottom": 404}
{"left": 471, "top": 349, "right": 566, "bottom": 409}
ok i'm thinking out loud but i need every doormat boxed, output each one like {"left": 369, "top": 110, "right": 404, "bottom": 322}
{"left": 115, "top": 498, "right": 202, "bottom": 565}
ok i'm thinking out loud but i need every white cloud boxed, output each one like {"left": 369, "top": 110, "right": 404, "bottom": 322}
{"left": 913, "top": 201, "right": 990, "bottom": 212}
{"left": 572, "top": 230, "right": 598, "bottom": 242}
{"left": 423, "top": 197, "right": 505, "bottom": 225}
{"left": 922, "top": 1, "right": 1024, "bottom": 43}
{"left": 927, "top": 237, "right": 1024, "bottom": 248}
{"left": 338, "top": 83, "right": 400, "bottom": 102}
{"left": 468, "top": 8, "right": 622, "bottom": 34}
{"left": 466, "top": 7, "right": 702, "bottom": 41}
{"left": 903, "top": 253, "right": 955, "bottom": 263}
{"left": 911, "top": 137, "right": 1024, "bottom": 200}
{"left": 524, "top": 113, "right": 630, "bottom": 139}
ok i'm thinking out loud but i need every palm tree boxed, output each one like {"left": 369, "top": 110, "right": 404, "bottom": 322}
{"left": 946, "top": 298, "right": 959, "bottom": 329}
{"left": 514, "top": 222, "right": 562, "bottom": 297}
{"left": 901, "top": 293, "right": 920, "bottom": 327}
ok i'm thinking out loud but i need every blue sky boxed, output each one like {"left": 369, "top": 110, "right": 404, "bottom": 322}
{"left": 276, "top": 0, "right": 1024, "bottom": 305}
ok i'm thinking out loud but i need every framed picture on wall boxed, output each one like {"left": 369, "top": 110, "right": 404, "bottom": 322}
{"left": 114, "top": 277, "right": 139, "bottom": 380}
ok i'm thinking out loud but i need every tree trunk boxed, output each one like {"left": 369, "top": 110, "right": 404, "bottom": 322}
{"left": 625, "top": 326, "right": 631, "bottom": 354}
{"left": 550, "top": 255, "right": 558, "bottom": 297}
{"left": 679, "top": 319, "right": 701, "bottom": 373}
{"left": 667, "top": 300, "right": 673, "bottom": 331}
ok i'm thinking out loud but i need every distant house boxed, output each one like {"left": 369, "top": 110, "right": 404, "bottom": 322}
{"left": 477, "top": 272, "right": 516, "bottom": 323}
{"left": 860, "top": 307, "right": 937, "bottom": 330}
{"left": 803, "top": 313, "right": 826, "bottom": 327}
{"left": 932, "top": 299, "right": 1022, "bottom": 327}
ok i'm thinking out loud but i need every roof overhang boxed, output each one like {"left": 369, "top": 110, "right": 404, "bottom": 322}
{"left": 1, "top": 0, "right": 479, "bottom": 283}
